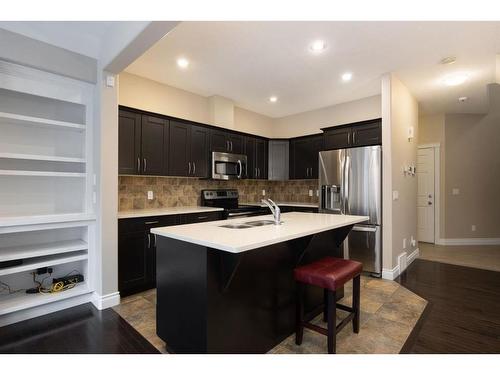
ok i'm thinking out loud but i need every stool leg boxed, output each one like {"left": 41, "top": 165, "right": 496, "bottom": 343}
{"left": 327, "top": 289, "right": 337, "bottom": 354}
{"left": 323, "top": 288, "right": 328, "bottom": 322}
{"left": 295, "top": 283, "right": 304, "bottom": 345}
{"left": 353, "top": 275, "right": 361, "bottom": 334}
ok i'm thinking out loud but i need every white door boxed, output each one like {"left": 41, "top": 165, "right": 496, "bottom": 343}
{"left": 417, "top": 147, "right": 435, "bottom": 243}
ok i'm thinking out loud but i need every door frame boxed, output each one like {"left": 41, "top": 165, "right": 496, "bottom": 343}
{"left": 417, "top": 143, "right": 441, "bottom": 244}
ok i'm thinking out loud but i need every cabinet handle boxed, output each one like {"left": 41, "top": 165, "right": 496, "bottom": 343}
{"left": 144, "top": 220, "right": 159, "bottom": 225}
{"left": 231, "top": 141, "right": 233, "bottom": 151}
{"left": 353, "top": 131, "right": 356, "bottom": 144}
{"left": 143, "top": 158, "right": 147, "bottom": 173}
{"left": 137, "top": 157, "right": 141, "bottom": 173}
{"left": 193, "top": 162, "right": 196, "bottom": 175}
{"left": 226, "top": 140, "right": 230, "bottom": 151}
{"left": 147, "top": 233, "right": 151, "bottom": 248}
{"left": 347, "top": 133, "right": 350, "bottom": 145}
{"left": 188, "top": 161, "right": 191, "bottom": 174}
{"left": 153, "top": 234, "right": 156, "bottom": 247}
{"left": 197, "top": 216, "right": 208, "bottom": 220}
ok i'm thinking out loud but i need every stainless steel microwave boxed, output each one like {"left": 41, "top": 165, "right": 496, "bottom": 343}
{"left": 212, "top": 152, "right": 247, "bottom": 180}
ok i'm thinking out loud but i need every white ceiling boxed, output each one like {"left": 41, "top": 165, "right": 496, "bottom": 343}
{"left": 126, "top": 21, "right": 500, "bottom": 117}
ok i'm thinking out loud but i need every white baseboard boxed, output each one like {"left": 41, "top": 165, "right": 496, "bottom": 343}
{"left": 382, "top": 248, "right": 419, "bottom": 281}
{"left": 436, "top": 238, "right": 500, "bottom": 246}
{"left": 91, "top": 291, "right": 120, "bottom": 310}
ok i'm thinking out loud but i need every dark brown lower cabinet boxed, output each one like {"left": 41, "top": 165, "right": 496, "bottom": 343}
{"left": 118, "top": 211, "right": 224, "bottom": 297}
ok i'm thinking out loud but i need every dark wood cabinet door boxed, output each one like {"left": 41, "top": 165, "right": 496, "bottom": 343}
{"left": 118, "top": 110, "right": 141, "bottom": 175}
{"left": 291, "top": 138, "right": 310, "bottom": 179}
{"left": 244, "top": 136, "right": 256, "bottom": 178}
{"left": 141, "top": 115, "right": 167, "bottom": 176}
{"left": 118, "top": 230, "right": 150, "bottom": 296}
{"left": 309, "top": 135, "right": 324, "bottom": 179}
{"left": 190, "top": 125, "right": 210, "bottom": 178}
{"left": 255, "top": 138, "right": 268, "bottom": 179}
{"left": 352, "top": 120, "right": 382, "bottom": 146}
{"left": 228, "top": 134, "right": 244, "bottom": 154}
{"left": 324, "top": 126, "right": 352, "bottom": 150}
{"left": 169, "top": 121, "right": 191, "bottom": 176}
{"left": 210, "top": 129, "right": 229, "bottom": 152}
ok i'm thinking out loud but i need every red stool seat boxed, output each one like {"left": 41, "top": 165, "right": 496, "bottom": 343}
{"left": 294, "top": 256, "right": 362, "bottom": 291}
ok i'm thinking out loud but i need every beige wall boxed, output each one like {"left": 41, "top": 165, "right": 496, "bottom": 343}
{"left": 444, "top": 113, "right": 500, "bottom": 238}
{"left": 418, "top": 114, "right": 446, "bottom": 237}
{"left": 382, "top": 74, "right": 419, "bottom": 270}
{"left": 119, "top": 72, "right": 380, "bottom": 139}
{"left": 272, "top": 95, "right": 381, "bottom": 138}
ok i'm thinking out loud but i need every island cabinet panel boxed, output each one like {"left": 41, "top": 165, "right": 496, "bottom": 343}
{"left": 155, "top": 228, "right": 350, "bottom": 354}
{"left": 179, "top": 211, "right": 224, "bottom": 224}
{"left": 118, "top": 110, "right": 142, "bottom": 175}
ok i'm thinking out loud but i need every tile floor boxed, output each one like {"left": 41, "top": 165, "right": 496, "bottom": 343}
{"left": 113, "top": 276, "right": 427, "bottom": 354}
{"left": 419, "top": 242, "right": 500, "bottom": 272}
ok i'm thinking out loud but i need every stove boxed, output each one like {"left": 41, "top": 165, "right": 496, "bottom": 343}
{"left": 201, "top": 189, "right": 264, "bottom": 219}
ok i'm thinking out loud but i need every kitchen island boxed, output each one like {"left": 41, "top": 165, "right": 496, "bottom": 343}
{"left": 151, "top": 212, "right": 368, "bottom": 353}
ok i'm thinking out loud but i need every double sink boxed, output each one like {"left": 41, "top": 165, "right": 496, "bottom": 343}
{"left": 219, "top": 220, "right": 277, "bottom": 229}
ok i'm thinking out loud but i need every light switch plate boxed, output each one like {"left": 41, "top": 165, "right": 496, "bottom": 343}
{"left": 471, "top": 225, "right": 476, "bottom": 232}
{"left": 106, "top": 75, "right": 115, "bottom": 87}
{"left": 403, "top": 238, "right": 407, "bottom": 249}
{"left": 262, "top": 189, "right": 266, "bottom": 196}
{"left": 147, "top": 191, "right": 154, "bottom": 200}
{"left": 308, "top": 190, "right": 313, "bottom": 197}
{"left": 452, "top": 188, "right": 460, "bottom": 195}
{"left": 392, "top": 190, "right": 399, "bottom": 200}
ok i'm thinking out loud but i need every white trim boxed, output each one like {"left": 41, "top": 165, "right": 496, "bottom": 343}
{"left": 382, "top": 265, "right": 400, "bottom": 280}
{"left": 382, "top": 247, "right": 419, "bottom": 280}
{"left": 408, "top": 248, "right": 420, "bottom": 264}
{"left": 417, "top": 143, "right": 441, "bottom": 244}
{"left": 91, "top": 291, "right": 120, "bottom": 310}
{"left": 436, "top": 238, "right": 500, "bottom": 246}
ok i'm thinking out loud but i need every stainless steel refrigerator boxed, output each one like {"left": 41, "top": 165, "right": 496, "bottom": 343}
{"left": 319, "top": 146, "right": 382, "bottom": 276}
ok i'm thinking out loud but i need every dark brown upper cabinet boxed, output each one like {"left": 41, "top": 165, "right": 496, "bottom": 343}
{"left": 289, "top": 134, "right": 323, "bottom": 180}
{"left": 118, "top": 110, "right": 141, "bottom": 175}
{"left": 119, "top": 110, "right": 168, "bottom": 176}
{"left": 169, "top": 120, "right": 210, "bottom": 177}
{"left": 210, "top": 129, "right": 244, "bottom": 154}
{"left": 323, "top": 119, "right": 381, "bottom": 150}
{"left": 245, "top": 136, "right": 267, "bottom": 179}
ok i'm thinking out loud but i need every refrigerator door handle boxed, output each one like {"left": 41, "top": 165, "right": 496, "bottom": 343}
{"left": 344, "top": 153, "right": 350, "bottom": 214}
{"left": 352, "top": 225, "right": 377, "bottom": 232}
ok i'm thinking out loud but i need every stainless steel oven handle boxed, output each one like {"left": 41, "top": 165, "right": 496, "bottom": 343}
{"left": 237, "top": 159, "right": 243, "bottom": 179}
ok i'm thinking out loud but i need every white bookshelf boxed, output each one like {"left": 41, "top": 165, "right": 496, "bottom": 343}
{"left": 0, "top": 60, "right": 96, "bottom": 325}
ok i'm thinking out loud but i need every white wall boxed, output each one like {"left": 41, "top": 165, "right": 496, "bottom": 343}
{"left": 382, "top": 73, "right": 419, "bottom": 274}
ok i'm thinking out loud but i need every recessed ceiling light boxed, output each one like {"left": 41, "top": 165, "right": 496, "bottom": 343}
{"left": 269, "top": 96, "right": 278, "bottom": 103}
{"left": 442, "top": 73, "right": 469, "bottom": 86}
{"left": 341, "top": 72, "right": 353, "bottom": 82}
{"left": 309, "top": 40, "right": 327, "bottom": 53}
{"left": 176, "top": 57, "right": 189, "bottom": 69}
{"left": 458, "top": 96, "right": 468, "bottom": 102}
{"left": 440, "top": 56, "right": 457, "bottom": 65}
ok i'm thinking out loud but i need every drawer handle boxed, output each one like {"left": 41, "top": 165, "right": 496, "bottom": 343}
{"left": 145, "top": 220, "right": 159, "bottom": 225}
{"left": 197, "top": 216, "right": 209, "bottom": 220}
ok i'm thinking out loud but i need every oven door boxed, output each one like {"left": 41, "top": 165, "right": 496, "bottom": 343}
{"left": 212, "top": 152, "right": 247, "bottom": 180}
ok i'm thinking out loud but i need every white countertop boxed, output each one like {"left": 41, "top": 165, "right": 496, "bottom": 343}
{"left": 241, "top": 201, "right": 319, "bottom": 208}
{"left": 151, "top": 212, "right": 368, "bottom": 253}
{"left": 117, "top": 206, "right": 224, "bottom": 219}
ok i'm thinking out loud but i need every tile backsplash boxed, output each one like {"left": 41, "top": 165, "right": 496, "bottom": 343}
{"left": 118, "top": 176, "right": 319, "bottom": 211}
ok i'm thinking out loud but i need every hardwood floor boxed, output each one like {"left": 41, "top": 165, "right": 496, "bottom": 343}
{"left": 0, "top": 303, "right": 159, "bottom": 354}
{"left": 397, "top": 259, "right": 500, "bottom": 353}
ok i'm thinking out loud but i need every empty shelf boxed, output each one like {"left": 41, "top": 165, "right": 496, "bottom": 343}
{"left": 0, "top": 153, "right": 85, "bottom": 163}
{"left": 0, "top": 240, "right": 88, "bottom": 262}
{"left": 0, "top": 112, "right": 85, "bottom": 131}
{"left": 0, "top": 213, "right": 96, "bottom": 229}
{"left": 0, "top": 282, "right": 90, "bottom": 315}
{"left": 0, "top": 170, "right": 86, "bottom": 177}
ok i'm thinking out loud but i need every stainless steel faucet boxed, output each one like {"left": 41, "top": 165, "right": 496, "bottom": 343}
{"left": 261, "top": 198, "right": 281, "bottom": 225}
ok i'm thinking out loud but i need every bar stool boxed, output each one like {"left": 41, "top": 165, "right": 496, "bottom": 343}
{"left": 294, "top": 257, "right": 362, "bottom": 354}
